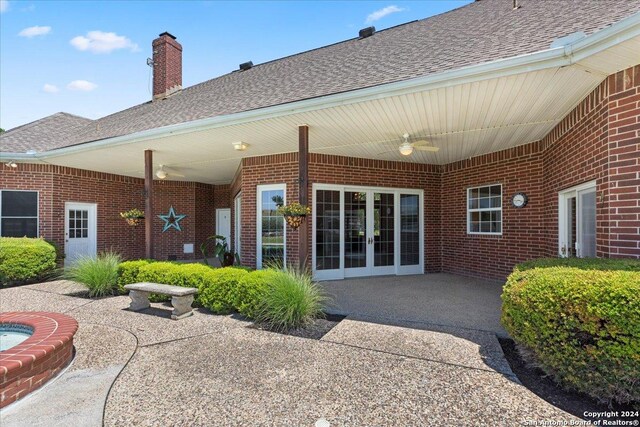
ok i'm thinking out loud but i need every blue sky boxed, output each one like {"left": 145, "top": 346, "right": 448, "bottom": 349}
{"left": 0, "top": 0, "right": 472, "bottom": 131}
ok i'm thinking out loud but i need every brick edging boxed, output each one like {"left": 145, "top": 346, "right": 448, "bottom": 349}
{"left": 0, "top": 312, "right": 78, "bottom": 408}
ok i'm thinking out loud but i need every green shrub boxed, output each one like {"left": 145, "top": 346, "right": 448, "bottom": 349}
{"left": 134, "top": 262, "right": 213, "bottom": 302}
{"left": 117, "top": 260, "right": 154, "bottom": 294}
{"left": 198, "top": 267, "right": 249, "bottom": 314}
{"left": 255, "top": 268, "right": 325, "bottom": 331}
{"left": 234, "top": 269, "right": 280, "bottom": 318}
{"left": 65, "top": 252, "right": 122, "bottom": 297}
{"left": 0, "top": 237, "right": 57, "bottom": 285}
{"left": 502, "top": 262, "right": 640, "bottom": 405}
{"left": 515, "top": 257, "right": 640, "bottom": 272}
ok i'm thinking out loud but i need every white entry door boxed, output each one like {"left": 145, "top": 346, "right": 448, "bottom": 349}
{"left": 558, "top": 181, "right": 596, "bottom": 258}
{"left": 216, "top": 208, "right": 231, "bottom": 245}
{"left": 64, "top": 202, "right": 97, "bottom": 266}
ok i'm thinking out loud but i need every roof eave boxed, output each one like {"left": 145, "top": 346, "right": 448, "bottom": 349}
{"left": 2, "top": 10, "right": 639, "bottom": 162}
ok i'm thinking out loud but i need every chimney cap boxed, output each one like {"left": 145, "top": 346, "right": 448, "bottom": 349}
{"left": 359, "top": 26, "right": 375, "bottom": 39}
{"left": 158, "top": 31, "right": 177, "bottom": 40}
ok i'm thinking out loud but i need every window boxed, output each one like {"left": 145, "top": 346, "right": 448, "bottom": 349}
{"left": 467, "top": 184, "right": 502, "bottom": 234}
{"left": 0, "top": 190, "right": 39, "bottom": 237}
{"left": 257, "top": 184, "right": 286, "bottom": 268}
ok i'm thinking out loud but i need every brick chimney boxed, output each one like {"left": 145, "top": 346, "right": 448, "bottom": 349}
{"left": 152, "top": 32, "right": 182, "bottom": 100}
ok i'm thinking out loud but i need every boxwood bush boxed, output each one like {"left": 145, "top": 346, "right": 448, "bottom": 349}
{"left": 501, "top": 258, "right": 640, "bottom": 405}
{"left": 198, "top": 267, "right": 249, "bottom": 314}
{"left": 234, "top": 269, "right": 280, "bottom": 318}
{"left": 0, "top": 237, "right": 57, "bottom": 285}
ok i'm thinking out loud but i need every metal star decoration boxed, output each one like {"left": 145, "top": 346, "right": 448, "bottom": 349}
{"left": 158, "top": 206, "right": 187, "bottom": 232}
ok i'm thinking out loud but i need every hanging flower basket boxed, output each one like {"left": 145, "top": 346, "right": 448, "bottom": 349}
{"left": 277, "top": 202, "right": 311, "bottom": 230}
{"left": 120, "top": 208, "right": 145, "bottom": 227}
{"left": 284, "top": 214, "right": 305, "bottom": 229}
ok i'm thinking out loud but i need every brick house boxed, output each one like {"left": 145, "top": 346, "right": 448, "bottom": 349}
{"left": 1, "top": 0, "right": 639, "bottom": 280}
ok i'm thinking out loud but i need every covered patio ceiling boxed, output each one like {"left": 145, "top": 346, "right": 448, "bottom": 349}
{"left": 4, "top": 20, "right": 639, "bottom": 185}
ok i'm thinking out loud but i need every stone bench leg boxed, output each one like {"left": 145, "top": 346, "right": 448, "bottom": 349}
{"left": 128, "top": 290, "right": 151, "bottom": 311}
{"left": 171, "top": 295, "right": 195, "bottom": 320}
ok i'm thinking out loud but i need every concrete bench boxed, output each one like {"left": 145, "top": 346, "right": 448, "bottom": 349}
{"left": 124, "top": 282, "right": 198, "bottom": 320}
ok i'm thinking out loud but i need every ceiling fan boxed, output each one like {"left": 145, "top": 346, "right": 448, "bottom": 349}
{"left": 378, "top": 133, "right": 440, "bottom": 156}
{"left": 155, "top": 164, "right": 186, "bottom": 179}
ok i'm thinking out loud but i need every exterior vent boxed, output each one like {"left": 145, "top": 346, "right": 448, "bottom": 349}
{"left": 239, "top": 61, "right": 253, "bottom": 71}
{"left": 359, "top": 26, "right": 375, "bottom": 39}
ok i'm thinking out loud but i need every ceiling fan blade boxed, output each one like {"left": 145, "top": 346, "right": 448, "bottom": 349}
{"left": 376, "top": 149, "right": 397, "bottom": 155}
{"left": 413, "top": 146, "right": 440, "bottom": 152}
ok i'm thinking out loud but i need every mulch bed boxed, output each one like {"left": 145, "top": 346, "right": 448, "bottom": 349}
{"left": 499, "top": 338, "right": 638, "bottom": 421}
{"left": 250, "top": 313, "right": 346, "bottom": 340}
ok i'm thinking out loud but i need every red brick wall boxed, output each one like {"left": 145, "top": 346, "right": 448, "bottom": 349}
{"left": 0, "top": 164, "right": 214, "bottom": 261}
{"left": 607, "top": 65, "right": 640, "bottom": 258}
{"left": 152, "top": 33, "right": 182, "bottom": 99}
{"left": 441, "top": 143, "right": 547, "bottom": 278}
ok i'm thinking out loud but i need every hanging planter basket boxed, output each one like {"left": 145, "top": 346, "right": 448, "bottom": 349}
{"left": 284, "top": 214, "right": 306, "bottom": 230}
{"left": 278, "top": 202, "right": 311, "bottom": 230}
{"left": 120, "top": 209, "right": 145, "bottom": 227}
{"left": 124, "top": 217, "right": 144, "bottom": 227}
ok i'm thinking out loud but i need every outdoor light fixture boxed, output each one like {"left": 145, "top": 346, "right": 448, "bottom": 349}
{"left": 398, "top": 142, "right": 414, "bottom": 156}
{"left": 5, "top": 160, "right": 18, "bottom": 168}
{"left": 155, "top": 166, "right": 168, "bottom": 179}
{"left": 233, "top": 141, "right": 249, "bottom": 151}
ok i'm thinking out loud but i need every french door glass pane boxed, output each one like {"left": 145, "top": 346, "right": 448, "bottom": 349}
{"left": 315, "top": 190, "right": 340, "bottom": 271}
{"left": 400, "top": 194, "right": 419, "bottom": 266}
{"left": 374, "top": 193, "right": 394, "bottom": 267}
{"left": 579, "top": 190, "right": 596, "bottom": 258}
{"left": 344, "top": 191, "right": 367, "bottom": 269}
{"left": 261, "top": 189, "right": 284, "bottom": 266}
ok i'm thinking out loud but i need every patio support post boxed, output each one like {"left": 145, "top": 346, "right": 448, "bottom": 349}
{"left": 144, "top": 149, "right": 154, "bottom": 259}
{"left": 298, "top": 124, "right": 309, "bottom": 270}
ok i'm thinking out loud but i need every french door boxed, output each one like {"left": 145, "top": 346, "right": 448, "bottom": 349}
{"left": 558, "top": 181, "right": 596, "bottom": 258}
{"left": 313, "top": 185, "right": 423, "bottom": 280}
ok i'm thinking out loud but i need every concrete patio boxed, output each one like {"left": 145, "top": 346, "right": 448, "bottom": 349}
{"left": 321, "top": 273, "right": 508, "bottom": 337}
{"left": 0, "top": 280, "right": 578, "bottom": 426}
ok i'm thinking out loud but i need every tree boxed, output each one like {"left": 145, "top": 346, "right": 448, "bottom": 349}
{"left": 0, "top": 128, "right": 5, "bottom": 134}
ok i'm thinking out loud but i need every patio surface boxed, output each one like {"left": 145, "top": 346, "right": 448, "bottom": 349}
{"left": 321, "top": 273, "right": 508, "bottom": 337}
{"left": 0, "top": 280, "right": 579, "bottom": 426}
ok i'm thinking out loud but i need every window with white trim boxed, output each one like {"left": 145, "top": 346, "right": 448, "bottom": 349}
{"left": 257, "top": 184, "right": 286, "bottom": 268}
{"left": 0, "top": 190, "right": 39, "bottom": 237}
{"left": 467, "top": 184, "right": 502, "bottom": 234}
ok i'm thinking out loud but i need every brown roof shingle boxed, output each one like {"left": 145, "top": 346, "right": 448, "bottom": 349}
{"left": 2, "top": 0, "right": 639, "bottom": 153}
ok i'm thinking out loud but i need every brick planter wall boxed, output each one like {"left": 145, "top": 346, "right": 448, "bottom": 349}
{"left": 0, "top": 312, "right": 78, "bottom": 408}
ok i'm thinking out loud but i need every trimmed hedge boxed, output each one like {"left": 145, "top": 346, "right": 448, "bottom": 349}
{"left": 502, "top": 259, "right": 640, "bottom": 405}
{"left": 117, "top": 260, "right": 154, "bottom": 294}
{"left": 0, "top": 237, "right": 57, "bottom": 285}
{"left": 198, "top": 268, "right": 249, "bottom": 314}
{"left": 234, "top": 269, "right": 280, "bottom": 318}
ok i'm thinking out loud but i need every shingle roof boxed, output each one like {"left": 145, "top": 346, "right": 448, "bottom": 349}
{"left": 0, "top": 113, "right": 93, "bottom": 153}
{"left": 2, "top": 0, "right": 639, "bottom": 153}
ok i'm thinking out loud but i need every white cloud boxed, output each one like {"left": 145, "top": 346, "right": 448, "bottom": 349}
{"left": 18, "top": 25, "right": 51, "bottom": 38}
{"left": 365, "top": 5, "right": 404, "bottom": 24}
{"left": 0, "top": 0, "right": 9, "bottom": 13}
{"left": 67, "top": 80, "right": 97, "bottom": 91}
{"left": 42, "top": 84, "right": 59, "bottom": 93}
{"left": 70, "top": 31, "right": 138, "bottom": 54}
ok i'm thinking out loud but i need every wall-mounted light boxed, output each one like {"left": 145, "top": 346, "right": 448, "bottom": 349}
{"left": 5, "top": 161, "right": 17, "bottom": 168}
{"left": 232, "top": 141, "right": 249, "bottom": 151}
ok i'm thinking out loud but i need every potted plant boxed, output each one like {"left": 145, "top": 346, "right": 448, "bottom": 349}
{"left": 200, "top": 235, "right": 235, "bottom": 267}
{"left": 120, "top": 208, "right": 145, "bottom": 226}
{"left": 277, "top": 202, "right": 311, "bottom": 230}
